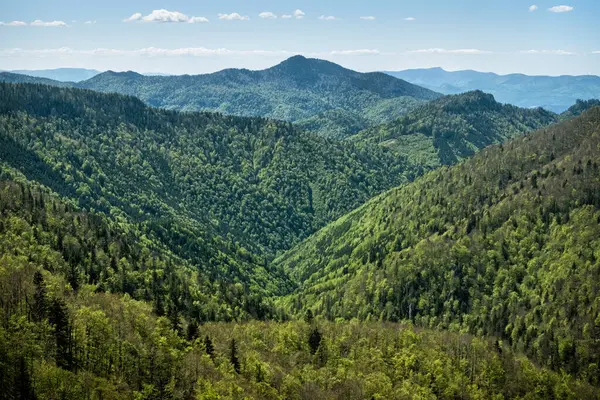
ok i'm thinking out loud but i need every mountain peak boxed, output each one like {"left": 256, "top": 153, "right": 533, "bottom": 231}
{"left": 282, "top": 54, "right": 308, "bottom": 64}
{"left": 438, "top": 90, "right": 501, "bottom": 113}
{"left": 270, "top": 55, "right": 347, "bottom": 76}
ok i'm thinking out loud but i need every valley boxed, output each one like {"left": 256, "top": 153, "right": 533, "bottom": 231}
{"left": 1, "top": 52, "right": 599, "bottom": 399}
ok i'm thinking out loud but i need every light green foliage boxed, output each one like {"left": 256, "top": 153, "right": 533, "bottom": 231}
{"left": 1, "top": 82, "right": 599, "bottom": 397}
{"left": 278, "top": 107, "right": 600, "bottom": 381}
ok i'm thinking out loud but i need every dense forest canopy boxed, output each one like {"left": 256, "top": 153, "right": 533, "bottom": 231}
{"left": 348, "top": 90, "right": 560, "bottom": 170}
{"left": 276, "top": 107, "right": 600, "bottom": 383}
{"left": 0, "top": 80, "right": 599, "bottom": 398}
{"left": 0, "top": 82, "right": 418, "bottom": 257}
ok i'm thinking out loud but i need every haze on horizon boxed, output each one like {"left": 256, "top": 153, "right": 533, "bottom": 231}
{"left": 1, "top": 0, "right": 599, "bottom": 76}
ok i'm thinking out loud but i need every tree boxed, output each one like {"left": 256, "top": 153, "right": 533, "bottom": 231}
{"left": 230, "top": 338, "right": 241, "bottom": 374}
{"left": 204, "top": 335, "right": 215, "bottom": 359}
{"left": 304, "top": 309, "right": 314, "bottom": 324}
{"left": 16, "top": 356, "right": 35, "bottom": 400}
{"left": 186, "top": 321, "right": 199, "bottom": 341}
{"left": 309, "top": 328, "right": 322, "bottom": 355}
{"left": 49, "top": 298, "right": 72, "bottom": 371}
{"left": 32, "top": 271, "right": 47, "bottom": 322}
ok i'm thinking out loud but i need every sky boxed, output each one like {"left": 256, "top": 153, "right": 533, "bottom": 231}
{"left": 1, "top": 0, "right": 599, "bottom": 76}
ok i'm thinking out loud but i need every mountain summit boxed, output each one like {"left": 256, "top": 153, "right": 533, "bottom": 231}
{"left": 1, "top": 57, "right": 441, "bottom": 138}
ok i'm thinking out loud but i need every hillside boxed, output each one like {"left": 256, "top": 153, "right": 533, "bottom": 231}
{"left": 386, "top": 67, "right": 600, "bottom": 113}
{"left": 1, "top": 57, "right": 441, "bottom": 139}
{"left": 276, "top": 107, "right": 600, "bottom": 381}
{"left": 349, "top": 91, "right": 558, "bottom": 170}
{"left": 0, "top": 83, "right": 421, "bottom": 257}
{"left": 0, "top": 133, "right": 596, "bottom": 400}
{"left": 561, "top": 99, "right": 600, "bottom": 119}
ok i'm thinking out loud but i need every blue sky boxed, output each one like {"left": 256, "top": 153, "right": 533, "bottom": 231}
{"left": 1, "top": 0, "right": 598, "bottom": 75}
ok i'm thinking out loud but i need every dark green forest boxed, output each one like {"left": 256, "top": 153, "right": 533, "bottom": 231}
{"left": 0, "top": 80, "right": 599, "bottom": 399}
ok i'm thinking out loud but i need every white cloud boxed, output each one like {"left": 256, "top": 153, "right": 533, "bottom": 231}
{"left": 84, "top": 20, "right": 96, "bottom": 24}
{"left": 548, "top": 5, "right": 574, "bottom": 13}
{"left": 0, "top": 47, "right": 388, "bottom": 59}
{"left": 281, "top": 14, "right": 292, "bottom": 19}
{"left": 124, "top": 10, "right": 208, "bottom": 24}
{"left": 188, "top": 16, "right": 209, "bottom": 23}
{"left": 293, "top": 10, "right": 305, "bottom": 19}
{"left": 143, "top": 10, "right": 189, "bottom": 23}
{"left": 409, "top": 48, "right": 492, "bottom": 55}
{"left": 319, "top": 15, "right": 338, "bottom": 21}
{"left": 330, "top": 49, "right": 380, "bottom": 56}
{"left": 0, "top": 47, "right": 290, "bottom": 57}
{"left": 593, "top": 51, "right": 600, "bottom": 54}
{"left": 124, "top": 13, "right": 142, "bottom": 22}
{"left": 30, "top": 20, "right": 67, "bottom": 27}
{"left": 520, "top": 49, "right": 577, "bottom": 55}
{"left": 1, "top": 20, "right": 68, "bottom": 27}
{"left": 529, "top": 5, "right": 538, "bottom": 12}
{"left": 360, "top": 16, "right": 376, "bottom": 20}
{"left": 218, "top": 13, "right": 249, "bottom": 21}
{"left": 259, "top": 12, "right": 277, "bottom": 19}
{"left": 0, "top": 21, "right": 28, "bottom": 26}
{"left": 405, "top": 17, "right": 416, "bottom": 21}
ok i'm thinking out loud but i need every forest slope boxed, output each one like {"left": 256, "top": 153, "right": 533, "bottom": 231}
{"left": 0, "top": 83, "right": 417, "bottom": 258}
{"left": 349, "top": 91, "right": 559, "bottom": 171}
{"left": 277, "top": 107, "right": 600, "bottom": 381}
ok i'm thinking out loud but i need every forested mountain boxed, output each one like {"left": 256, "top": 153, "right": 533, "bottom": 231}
{"left": 276, "top": 107, "right": 600, "bottom": 382}
{"left": 0, "top": 81, "right": 433, "bottom": 327}
{"left": 386, "top": 67, "right": 600, "bottom": 113}
{"left": 0, "top": 82, "right": 420, "bottom": 258}
{"left": 0, "top": 176, "right": 596, "bottom": 398}
{"left": 1, "top": 81, "right": 600, "bottom": 398}
{"left": 1, "top": 103, "right": 598, "bottom": 400}
{"left": 349, "top": 91, "right": 558, "bottom": 170}
{"left": 8, "top": 68, "right": 101, "bottom": 82}
{"left": 1, "top": 57, "right": 441, "bottom": 139}
{"left": 0, "top": 72, "right": 73, "bottom": 87}
{"left": 561, "top": 99, "right": 600, "bottom": 119}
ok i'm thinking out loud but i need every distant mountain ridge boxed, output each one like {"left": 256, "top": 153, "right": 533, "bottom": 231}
{"left": 76, "top": 56, "right": 441, "bottom": 136}
{"left": 8, "top": 67, "right": 101, "bottom": 82}
{"left": 1, "top": 57, "right": 441, "bottom": 139}
{"left": 385, "top": 67, "right": 600, "bottom": 113}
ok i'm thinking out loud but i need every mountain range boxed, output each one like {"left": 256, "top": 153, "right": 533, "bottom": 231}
{"left": 1, "top": 58, "right": 600, "bottom": 398}
{"left": 0, "top": 57, "right": 441, "bottom": 139}
{"left": 386, "top": 67, "right": 600, "bottom": 113}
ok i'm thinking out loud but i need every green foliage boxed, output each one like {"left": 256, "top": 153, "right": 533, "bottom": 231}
{"left": 560, "top": 99, "right": 600, "bottom": 119}
{"left": 295, "top": 96, "right": 425, "bottom": 139}
{"left": 277, "top": 107, "right": 600, "bottom": 381}
{"left": 0, "top": 82, "right": 414, "bottom": 258}
{"left": 1, "top": 81, "right": 599, "bottom": 397}
{"left": 349, "top": 90, "right": 559, "bottom": 169}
